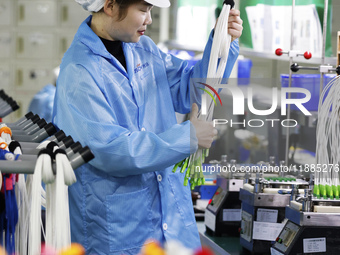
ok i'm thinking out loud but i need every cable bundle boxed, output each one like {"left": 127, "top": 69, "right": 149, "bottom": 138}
{"left": 0, "top": 127, "right": 22, "bottom": 255}
{"left": 54, "top": 149, "right": 76, "bottom": 250}
{"left": 28, "top": 149, "right": 53, "bottom": 255}
{"left": 173, "top": 1, "right": 233, "bottom": 189}
{"left": 9, "top": 141, "right": 30, "bottom": 255}
{"left": 315, "top": 75, "right": 340, "bottom": 199}
{"left": 36, "top": 142, "right": 76, "bottom": 252}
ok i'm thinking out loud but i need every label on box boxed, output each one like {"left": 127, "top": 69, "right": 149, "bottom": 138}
{"left": 270, "top": 247, "right": 284, "bottom": 255}
{"left": 204, "top": 209, "right": 216, "bottom": 232}
{"left": 223, "top": 209, "right": 242, "bottom": 221}
{"left": 257, "top": 208, "right": 278, "bottom": 223}
{"left": 303, "top": 238, "right": 326, "bottom": 253}
{"left": 253, "top": 221, "right": 284, "bottom": 241}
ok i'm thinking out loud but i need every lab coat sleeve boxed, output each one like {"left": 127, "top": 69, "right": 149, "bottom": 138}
{"left": 161, "top": 30, "right": 239, "bottom": 114}
{"left": 53, "top": 64, "right": 198, "bottom": 177}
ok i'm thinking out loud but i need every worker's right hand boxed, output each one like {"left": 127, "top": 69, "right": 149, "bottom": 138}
{"left": 190, "top": 103, "right": 217, "bottom": 149}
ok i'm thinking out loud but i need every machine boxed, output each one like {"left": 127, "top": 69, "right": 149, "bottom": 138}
{"left": 238, "top": 170, "right": 309, "bottom": 254}
{"left": 271, "top": 189, "right": 340, "bottom": 255}
{"left": 204, "top": 157, "right": 244, "bottom": 236}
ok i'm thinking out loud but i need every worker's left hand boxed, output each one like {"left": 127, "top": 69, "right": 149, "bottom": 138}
{"left": 215, "top": 9, "right": 243, "bottom": 42}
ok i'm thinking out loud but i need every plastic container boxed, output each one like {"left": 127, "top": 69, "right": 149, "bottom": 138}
{"left": 199, "top": 185, "right": 218, "bottom": 199}
{"left": 280, "top": 74, "right": 336, "bottom": 111}
{"left": 238, "top": 58, "right": 253, "bottom": 85}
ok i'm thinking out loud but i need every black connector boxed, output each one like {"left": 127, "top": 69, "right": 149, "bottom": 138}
{"left": 54, "top": 130, "right": 66, "bottom": 142}
{"left": 8, "top": 141, "right": 21, "bottom": 153}
{"left": 79, "top": 146, "right": 95, "bottom": 163}
{"left": 70, "top": 142, "right": 82, "bottom": 154}
{"left": 38, "top": 148, "right": 54, "bottom": 162}
{"left": 336, "top": 66, "right": 340, "bottom": 75}
{"left": 44, "top": 123, "right": 57, "bottom": 136}
{"left": 10, "top": 101, "right": 20, "bottom": 111}
{"left": 61, "top": 136, "right": 74, "bottom": 148}
{"left": 30, "top": 114, "right": 41, "bottom": 124}
{"left": 223, "top": 0, "right": 234, "bottom": 8}
{"left": 25, "top": 112, "right": 34, "bottom": 120}
{"left": 46, "top": 141, "right": 59, "bottom": 152}
{"left": 36, "top": 119, "right": 47, "bottom": 129}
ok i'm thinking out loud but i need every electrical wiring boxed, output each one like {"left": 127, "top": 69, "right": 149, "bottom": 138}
{"left": 43, "top": 142, "right": 59, "bottom": 249}
{"left": 54, "top": 148, "right": 76, "bottom": 251}
{"left": 28, "top": 149, "right": 53, "bottom": 255}
{"left": 0, "top": 113, "right": 90, "bottom": 254}
{"left": 9, "top": 141, "right": 30, "bottom": 255}
{"left": 173, "top": 1, "right": 233, "bottom": 189}
{"left": 315, "top": 75, "right": 340, "bottom": 199}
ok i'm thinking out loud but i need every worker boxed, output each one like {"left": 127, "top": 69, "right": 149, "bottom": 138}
{"left": 52, "top": 0, "right": 243, "bottom": 254}
{"left": 28, "top": 67, "right": 59, "bottom": 123}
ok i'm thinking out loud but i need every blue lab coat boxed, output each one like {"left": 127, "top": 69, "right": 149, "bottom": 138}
{"left": 28, "top": 84, "right": 56, "bottom": 123}
{"left": 53, "top": 16, "right": 239, "bottom": 255}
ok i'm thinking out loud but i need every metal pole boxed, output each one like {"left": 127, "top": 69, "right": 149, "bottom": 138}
{"left": 320, "top": 0, "right": 329, "bottom": 96}
{"left": 285, "top": 0, "right": 296, "bottom": 166}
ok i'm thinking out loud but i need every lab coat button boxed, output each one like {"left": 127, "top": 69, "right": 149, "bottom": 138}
{"left": 163, "top": 223, "right": 168, "bottom": 231}
{"left": 157, "top": 175, "right": 162, "bottom": 182}
{"left": 141, "top": 127, "right": 146, "bottom": 131}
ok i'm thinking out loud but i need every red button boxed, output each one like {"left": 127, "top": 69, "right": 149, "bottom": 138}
{"left": 304, "top": 51, "right": 312, "bottom": 59}
{"left": 275, "top": 48, "right": 283, "bottom": 56}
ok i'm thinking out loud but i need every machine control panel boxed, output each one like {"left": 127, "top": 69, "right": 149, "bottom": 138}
{"left": 273, "top": 221, "right": 300, "bottom": 253}
{"left": 240, "top": 211, "right": 253, "bottom": 242}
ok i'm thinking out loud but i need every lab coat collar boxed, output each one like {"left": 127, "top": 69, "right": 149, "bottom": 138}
{"left": 76, "top": 15, "right": 113, "bottom": 59}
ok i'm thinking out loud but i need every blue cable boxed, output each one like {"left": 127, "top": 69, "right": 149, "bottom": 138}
{"left": 0, "top": 149, "right": 19, "bottom": 255}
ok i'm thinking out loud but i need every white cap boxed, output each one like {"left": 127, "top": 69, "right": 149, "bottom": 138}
{"left": 75, "top": 0, "right": 170, "bottom": 12}
{"left": 75, "top": 0, "right": 105, "bottom": 12}
{"left": 144, "top": 0, "right": 170, "bottom": 8}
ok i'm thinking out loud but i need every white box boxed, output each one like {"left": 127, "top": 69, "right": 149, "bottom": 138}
{"left": 0, "top": 1, "right": 14, "bottom": 26}
{"left": 0, "top": 64, "right": 11, "bottom": 89}
{"left": 0, "top": 31, "right": 13, "bottom": 58}
{"left": 14, "top": 62, "right": 55, "bottom": 91}
{"left": 16, "top": 31, "right": 56, "bottom": 59}
{"left": 17, "top": 1, "right": 57, "bottom": 27}
{"left": 60, "top": 0, "right": 89, "bottom": 27}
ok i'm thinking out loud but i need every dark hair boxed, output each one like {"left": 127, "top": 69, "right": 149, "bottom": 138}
{"left": 101, "top": 0, "right": 144, "bottom": 21}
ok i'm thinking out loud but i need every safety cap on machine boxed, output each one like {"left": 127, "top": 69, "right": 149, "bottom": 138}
{"left": 9, "top": 101, "right": 20, "bottom": 111}
{"left": 36, "top": 119, "right": 47, "bottom": 129}
{"left": 30, "top": 114, "right": 41, "bottom": 124}
{"left": 0, "top": 93, "right": 9, "bottom": 101}
{"left": 62, "top": 136, "right": 74, "bottom": 148}
{"left": 24, "top": 112, "right": 34, "bottom": 120}
{"left": 44, "top": 123, "right": 57, "bottom": 136}
{"left": 54, "top": 130, "right": 66, "bottom": 142}
{"left": 70, "top": 141, "right": 82, "bottom": 154}
{"left": 79, "top": 146, "right": 95, "bottom": 163}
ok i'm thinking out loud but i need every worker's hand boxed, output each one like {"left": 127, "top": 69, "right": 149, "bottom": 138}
{"left": 190, "top": 103, "right": 217, "bottom": 149}
{"left": 215, "top": 9, "right": 243, "bottom": 42}
{"left": 228, "top": 9, "right": 243, "bottom": 41}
